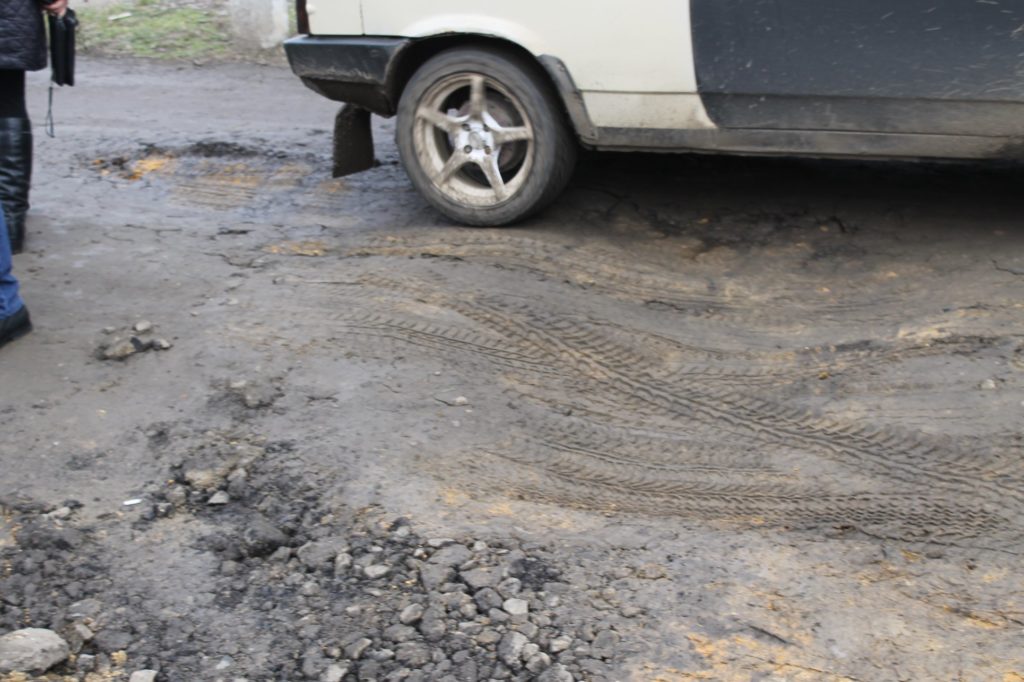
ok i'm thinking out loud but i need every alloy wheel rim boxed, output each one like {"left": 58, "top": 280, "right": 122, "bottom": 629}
{"left": 413, "top": 73, "right": 535, "bottom": 208}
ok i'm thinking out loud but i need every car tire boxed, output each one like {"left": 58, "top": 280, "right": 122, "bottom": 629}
{"left": 396, "top": 47, "right": 577, "bottom": 226}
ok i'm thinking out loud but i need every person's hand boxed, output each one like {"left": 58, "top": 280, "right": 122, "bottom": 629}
{"left": 42, "top": 0, "right": 67, "bottom": 17}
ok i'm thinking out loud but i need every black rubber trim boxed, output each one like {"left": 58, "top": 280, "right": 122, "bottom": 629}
{"left": 537, "top": 55, "right": 597, "bottom": 145}
{"left": 590, "top": 127, "right": 1024, "bottom": 161}
{"left": 701, "top": 95, "right": 1024, "bottom": 137}
{"left": 285, "top": 36, "right": 412, "bottom": 116}
{"left": 332, "top": 104, "right": 375, "bottom": 178}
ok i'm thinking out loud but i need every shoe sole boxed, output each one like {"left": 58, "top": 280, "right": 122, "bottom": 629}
{"left": 0, "top": 320, "right": 32, "bottom": 348}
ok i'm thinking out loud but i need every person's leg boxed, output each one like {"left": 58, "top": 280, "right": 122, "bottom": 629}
{"left": 0, "top": 209, "right": 31, "bottom": 348}
{"left": 0, "top": 71, "right": 28, "bottom": 119}
{"left": 0, "top": 70, "right": 32, "bottom": 254}
{"left": 0, "top": 209, "right": 23, "bottom": 315}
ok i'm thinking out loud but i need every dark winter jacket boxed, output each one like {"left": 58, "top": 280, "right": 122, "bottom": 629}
{"left": 0, "top": 0, "right": 47, "bottom": 72}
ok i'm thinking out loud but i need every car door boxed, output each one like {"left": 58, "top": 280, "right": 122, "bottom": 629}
{"left": 690, "top": 0, "right": 1024, "bottom": 137}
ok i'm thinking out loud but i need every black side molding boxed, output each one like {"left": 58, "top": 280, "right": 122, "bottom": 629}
{"left": 537, "top": 55, "right": 597, "bottom": 145}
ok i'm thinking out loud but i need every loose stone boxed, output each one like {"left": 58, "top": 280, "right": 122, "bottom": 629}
{"left": 345, "top": 638, "right": 372, "bottom": 660}
{"left": 526, "top": 652, "right": 552, "bottom": 673}
{"left": 503, "top": 598, "right": 529, "bottom": 616}
{"left": 399, "top": 603, "right": 424, "bottom": 625}
{"left": 474, "top": 587, "right": 503, "bottom": 611}
{"left": 322, "top": 663, "right": 349, "bottom": 682}
{"left": 0, "top": 628, "right": 70, "bottom": 674}
{"left": 128, "top": 671, "right": 158, "bottom": 682}
{"left": 537, "top": 663, "right": 575, "bottom": 682}
{"left": 461, "top": 567, "right": 499, "bottom": 590}
{"left": 549, "top": 636, "right": 572, "bottom": 653}
{"left": 497, "top": 632, "right": 529, "bottom": 668}
{"left": 297, "top": 537, "right": 350, "bottom": 569}
{"left": 363, "top": 564, "right": 390, "bottom": 579}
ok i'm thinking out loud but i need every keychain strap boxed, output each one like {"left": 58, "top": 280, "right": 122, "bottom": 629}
{"left": 45, "top": 84, "right": 55, "bottom": 138}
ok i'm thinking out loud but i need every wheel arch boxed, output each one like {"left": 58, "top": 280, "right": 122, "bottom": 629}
{"left": 387, "top": 35, "right": 597, "bottom": 145}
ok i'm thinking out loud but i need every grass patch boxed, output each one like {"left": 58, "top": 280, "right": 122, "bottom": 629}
{"left": 77, "top": 2, "right": 232, "bottom": 62}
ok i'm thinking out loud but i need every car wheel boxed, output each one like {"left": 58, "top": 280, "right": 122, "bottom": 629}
{"left": 396, "top": 47, "right": 577, "bottom": 226}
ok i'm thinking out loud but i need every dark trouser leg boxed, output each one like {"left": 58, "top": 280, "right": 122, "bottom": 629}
{"left": 0, "top": 70, "right": 31, "bottom": 254}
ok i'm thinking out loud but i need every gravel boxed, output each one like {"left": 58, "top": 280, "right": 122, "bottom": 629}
{"left": 96, "top": 322, "right": 173, "bottom": 361}
{"left": 0, "top": 436, "right": 633, "bottom": 681}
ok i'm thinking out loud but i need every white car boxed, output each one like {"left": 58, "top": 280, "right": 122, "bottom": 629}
{"left": 286, "top": 2, "right": 1024, "bottom": 225}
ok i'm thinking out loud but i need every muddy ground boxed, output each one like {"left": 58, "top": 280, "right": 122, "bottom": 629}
{"left": 1, "top": 58, "right": 1023, "bottom": 681}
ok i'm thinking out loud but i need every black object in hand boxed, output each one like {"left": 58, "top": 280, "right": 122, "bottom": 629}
{"left": 48, "top": 8, "right": 78, "bottom": 87}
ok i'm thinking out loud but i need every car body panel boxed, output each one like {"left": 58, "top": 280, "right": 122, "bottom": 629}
{"left": 291, "top": 0, "right": 1024, "bottom": 160}
{"left": 306, "top": 1, "right": 362, "bottom": 35}
{"left": 357, "top": 1, "right": 717, "bottom": 130}
{"left": 582, "top": 93, "right": 714, "bottom": 130}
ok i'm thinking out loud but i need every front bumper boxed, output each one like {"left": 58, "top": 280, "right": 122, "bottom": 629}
{"left": 284, "top": 36, "right": 412, "bottom": 116}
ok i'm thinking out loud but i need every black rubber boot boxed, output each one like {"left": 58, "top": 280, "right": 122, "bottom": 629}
{"left": 0, "top": 118, "right": 33, "bottom": 254}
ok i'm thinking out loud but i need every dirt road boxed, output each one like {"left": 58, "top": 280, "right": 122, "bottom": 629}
{"left": 1, "top": 58, "right": 1022, "bottom": 681}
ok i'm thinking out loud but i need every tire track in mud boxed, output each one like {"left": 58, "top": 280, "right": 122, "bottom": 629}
{"left": 463, "top": 446, "right": 1011, "bottom": 546}
{"left": 343, "top": 231, "right": 1017, "bottom": 327}
{"left": 288, "top": 273, "right": 1014, "bottom": 391}
{"left": 261, "top": 249, "right": 1023, "bottom": 549}
{"left": 327, "top": 314, "right": 561, "bottom": 377}
{"left": 343, "top": 234, "right": 860, "bottom": 318}
{"left": 450, "top": 299, "right": 1021, "bottom": 501}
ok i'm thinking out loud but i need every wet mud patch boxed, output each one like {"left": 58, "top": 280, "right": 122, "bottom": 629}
{"left": 177, "top": 141, "right": 265, "bottom": 159}
{"left": 83, "top": 140, "right": 333, "bottom": 216}
{"left": 85, "top": 139, "right": 270, "bottom": 179}
{"left": 564, "top": 184, "right": 865, "bottom": 251}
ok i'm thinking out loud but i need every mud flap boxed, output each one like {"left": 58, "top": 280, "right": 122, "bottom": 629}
{"left": 332, "top": 104, "right": 375, "bottom": 178}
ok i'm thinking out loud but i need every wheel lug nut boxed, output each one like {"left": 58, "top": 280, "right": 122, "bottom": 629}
{"left": 483, "top": 125, "right": 489, "bottom": 132}
{"left": 484, "top": 147, "right": 492, "bottom": 155}
{"left": 463, "top": 145, "right": 473, "bottom": 154}
{"left": 462, "top": 123, "right": 470, "bottom": 131}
